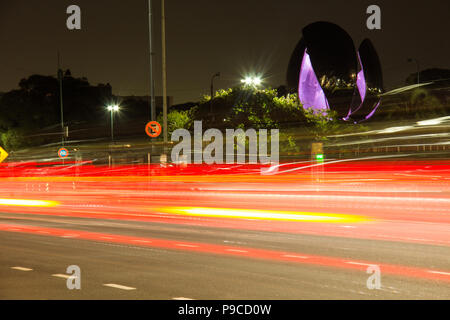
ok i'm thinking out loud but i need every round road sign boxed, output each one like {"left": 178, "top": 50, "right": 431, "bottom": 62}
{"left": 58, "top": 147, "right": 69, "bottom": 159}
{"left": 145, "top": 121, "right": 162, "bottom": 138}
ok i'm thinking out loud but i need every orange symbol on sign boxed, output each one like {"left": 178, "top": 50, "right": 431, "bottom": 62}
{"left": 145, "top": 121, "right": 162, "bottom": 138}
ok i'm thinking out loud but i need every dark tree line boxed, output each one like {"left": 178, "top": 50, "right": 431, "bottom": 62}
{"left": 0, "top": 72, "right": 113, "bottom": 149}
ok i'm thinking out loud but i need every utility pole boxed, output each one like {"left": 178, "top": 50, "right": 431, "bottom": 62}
{"left": 408, "top": 58, "right": 420, "bottom": 85}
{"left": 210, "top": 72, "right": 220, "bottom": 113}
{"left": 58, "top": 51, "right": 65, "bottom": 146}
{"left": 161, "top": 0, "right": 168, "bottom": 144}
{"left": 148, "top": 0, "right": 156, "bottom": 121}
{"left": 110, "top": 109, "right": 114, "bottom": 143}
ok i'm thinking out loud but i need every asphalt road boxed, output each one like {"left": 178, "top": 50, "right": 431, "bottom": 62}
{"left": 0, "top": 162, "right": 449, "bottom": 300}
{"left": 0, "top": 212, "right": 449, "bottom": 300}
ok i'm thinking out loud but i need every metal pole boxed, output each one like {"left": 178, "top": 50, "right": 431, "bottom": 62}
{"left": 148, "top": 0, "right": 156, "bottom": 121}
{"left": 416, "top": 60, "right": 420, "bottom": 85}
{"left": 58, "top": 52, "right": 64, "bottom": 146}
{"left": 162, "top": 0, "right": 168, "bottom": 144}
{"left": 111, "top": 110, "right": 114, "bottom": 143}
{"left": 210, "top": 72, "right": 220, "bottom": 113}
{"left": 210, "top": 76, "right": 214, "bottom": 114}
{"left": 408, "top": 58, "right": 420, "bottom": 85}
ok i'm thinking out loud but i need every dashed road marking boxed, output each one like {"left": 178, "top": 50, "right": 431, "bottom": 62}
{"left": 62, "top": 234, "right": 79, "bottom": 238}
{"left": 52, "top": 274, "right": 72, "bottom": 279}
{"left": 428, "top": 270, "right": 450, "bottom": 276}
{"left": 226, "top": 249, "right": 248, "bottom": 253}
{"left": 103, "top": 284, "right": 136, "bottom": 291}
{"left": 173, "top": 297, "right": 195, "bottom": 300}
{"left": 346, "top": 261, "right": 375, "bottom": 267}
{"left": 176, "top": 244, "right": 199, "bottom": 248}
{"left": 133, "top": 240, "right": 152, "bottom": 243}
{"left": 283, "top": 255, "right": 308, "bottom": 259}
{"left": 11, "top": 267, "right": 33, "bottom": 272}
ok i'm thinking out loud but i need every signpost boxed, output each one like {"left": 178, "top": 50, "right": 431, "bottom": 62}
{"left": 58, "top": 147, "right": 69, "bottom": 159}
{"left": 0, "top": 147, "right": 8, "bottom": 163}
{"left": 311, "top": 142, "right": 324, "bottom": 182}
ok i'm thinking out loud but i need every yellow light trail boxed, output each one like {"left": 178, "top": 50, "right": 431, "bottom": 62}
{"left": 160, "top": 207, "right": 371, "bottom": 223}
{"left": 0, "top": 199, "right": 60, "bottom": 207}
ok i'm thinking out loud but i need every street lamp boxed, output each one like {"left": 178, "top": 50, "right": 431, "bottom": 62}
{"left": 241, "top": 76, "right": 262, "bottom": 88}
{"left": 407, "top": 58, "right": 420, "bottom": 85}
{"left": 210, "top": 72, "right": 221, "bottom": 113}
{"left": 107, "top": 105, "right": 120, "bottom": 143}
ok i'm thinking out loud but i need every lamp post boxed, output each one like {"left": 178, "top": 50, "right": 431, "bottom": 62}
{"left": 210, "top": 72, "right": 220, "bottom": 113}
{"left": 148, "top": 0, "right": 156, "bottom": 122}
{"left": 57, "top": 52, "right": 65, "bottom": 146}
{"left": 407, "top": 58, "right": 420, "bottom": 85}
{"left": 107, "top": 105, "right": 120, "bottom": 143}
{"left": 161, "top": 0, "right": 168, "bottom": 145}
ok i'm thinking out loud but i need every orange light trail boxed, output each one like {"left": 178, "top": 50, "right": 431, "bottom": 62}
{"left": 0, "top": 199, "right": 60, "bottom": 207}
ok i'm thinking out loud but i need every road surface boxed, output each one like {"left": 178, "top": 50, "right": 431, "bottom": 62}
{"left": 0, "top": 160, "right": 449, "bottom": 299}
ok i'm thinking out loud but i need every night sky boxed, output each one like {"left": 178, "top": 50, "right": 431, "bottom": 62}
{"left": 1, "top": 0, "right": 449, "bottom": 104}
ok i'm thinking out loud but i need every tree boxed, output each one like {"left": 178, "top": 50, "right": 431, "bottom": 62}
{"left": 0, "top": 72, "right": 113, "bottom": 150}
{"left": 158, "top": 110, "right": 192, "bottom": 136}
{"left": 192, "top": 86, "right": 308, "bottom": 130}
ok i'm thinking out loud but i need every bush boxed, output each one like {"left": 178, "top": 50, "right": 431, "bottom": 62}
{"left": 1, "top": 129, "right": 28, "bottom": 151}
{"left": 194, "top": 87, "right": 307, "bottom": 130}
{"left": 158, "top": 110, "right": 192, "bottom": 136}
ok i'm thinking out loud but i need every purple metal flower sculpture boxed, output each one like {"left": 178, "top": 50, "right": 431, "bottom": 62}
{"left": 287, "top": 22, "right": 383, "bottom": 122}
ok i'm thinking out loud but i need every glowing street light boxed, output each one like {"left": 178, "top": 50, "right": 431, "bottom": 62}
{"left": 107, "top": 105, "right": 120, "bottom": 112}
{"left": 241, "top": 76, "right": 262, "bottom": 87}
{"left": 107, "top": 104, "right": 120, "bottom": 142}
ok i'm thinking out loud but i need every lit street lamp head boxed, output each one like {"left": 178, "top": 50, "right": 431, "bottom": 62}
{"left": 241, "top": 76, "right": 262, "bottom": 87}
{"left": 107, "top": 105, "right": 120, "bottom": 112}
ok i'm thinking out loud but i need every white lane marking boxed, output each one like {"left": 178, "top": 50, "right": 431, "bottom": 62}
{"left": 11, "top": 267, "right": 33, "bottom": 272}
{"left": 283, "top": 255, "right": 308, "bottom": 259}
{"left": 173, "top": 297, "right": 195, "bottom": 300}
{"left": 342, "top": 226, "right": 356, "bottom": 229}
{"left": 52, "top": 274, "right": 72, "bottom": 279}
{"left": 226, "top": 249, "right": 248, "bottom": 253}
{"left": 428, "top": 270, "right": 450, "bottom": 276}
{"left": 103, "top": 284, "right": 136, "bottom": 291}
{"left": 346, "top": 261, "right": 375, "bottom": 267}
{"left": 8, "top": 228, "right": 21, "bottom": 231}
{"left": 38, "top": 231, "right": 50, "bottom": 234}
{"left": 101, "top": 236, "right": 113, "bottom": 240}
{"left": 132, "top": 240, "right": 152, "bottom": 243}
{"left": 176, "top": 244, "right": 199, "bottom": 248}
{"left": 62, "top": 234, "right": 79, "bottom": 238}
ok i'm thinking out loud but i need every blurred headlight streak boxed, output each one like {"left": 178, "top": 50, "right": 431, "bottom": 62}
{"left": 417, "top": 116, "right": 450, "bottom": 126}
{"left": 0, "top": 199, "right": 60, "bottom": 207}
{"left": 378, "top": 126, "right": 415, "bottom": 134}
{"left": 160, "top": 207, "right": 370, "bottom": 223}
